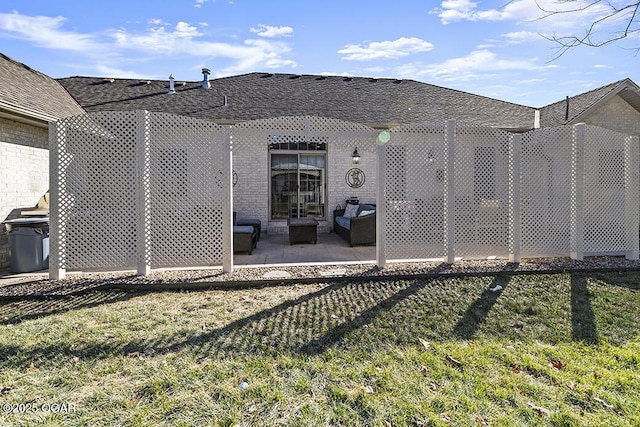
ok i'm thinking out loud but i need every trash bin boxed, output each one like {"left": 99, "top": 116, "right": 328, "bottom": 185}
{"left": 3, "top": 217, "right": 49, "bottom": 273}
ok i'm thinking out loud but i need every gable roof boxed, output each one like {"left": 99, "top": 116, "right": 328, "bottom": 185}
{"left": 539, "top": 78, "right": 640, "bottom": 127}
{"left": 0, "top": 53, "right": 85, "bottom": 125}
{"left": 58, "top": 72, "right": 536, "bottom": 131}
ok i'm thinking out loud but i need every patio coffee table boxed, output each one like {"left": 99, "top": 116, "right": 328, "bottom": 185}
{"left": 287, "top": 218, "right": 318, "bottom": 245}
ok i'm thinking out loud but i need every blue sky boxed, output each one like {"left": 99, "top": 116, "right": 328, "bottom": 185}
{"left": 0, "top": 0, "right": 637, "bottom": 107}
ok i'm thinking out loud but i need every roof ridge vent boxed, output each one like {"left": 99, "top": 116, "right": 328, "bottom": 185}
{"left": 102, "top": 78, "right": 115, "bottom": 83}
{"left": 202, "top": 68, "right": 211, "bottom": 89}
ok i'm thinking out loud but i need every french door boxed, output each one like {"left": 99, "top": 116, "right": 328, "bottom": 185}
{"left": 270, "top": 153, "right": 326, "bottom": 219}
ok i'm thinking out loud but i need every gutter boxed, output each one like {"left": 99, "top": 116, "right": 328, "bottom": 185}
{"left": 0, "top": 99, "right": 57, "bottom": 128}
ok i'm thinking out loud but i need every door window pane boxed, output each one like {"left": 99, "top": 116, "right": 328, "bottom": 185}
{"left": 270, "top": 154, "right": 325, "bottom": 219}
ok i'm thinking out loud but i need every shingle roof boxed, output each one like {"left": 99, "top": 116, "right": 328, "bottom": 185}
{"left": 0, "top": 53, "right": 85, "bottom": 121}
{"left": 58, "top": 72, "right": 536, "bottom": 130}
{"left": 539, "top": 78, "right": 640, "bottom": 127}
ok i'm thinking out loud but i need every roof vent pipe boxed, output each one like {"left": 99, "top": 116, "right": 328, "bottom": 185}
{"left": 223, "top": 95, "right": 228, "bottom": 107}
{"left": 168, "top": 74, "right": 176, "bottom": 95}
{"left": 565, "top": 96, "right": 569, "bottom": 121}
{"left": 202, "top": 68, "right": 211, "bottom": 89}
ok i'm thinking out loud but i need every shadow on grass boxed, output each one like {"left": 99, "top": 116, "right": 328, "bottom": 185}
{"left": 1, "top": 271, "right": 639, "bottom": 368}
{"left": 570, "top": 274, "right": 598, "bottom": 344}
{"left": 453, "top": 276, "right": 509, "bottom": 340}
{"left": 0, "top": 291, "right": 136, "bottom": 325}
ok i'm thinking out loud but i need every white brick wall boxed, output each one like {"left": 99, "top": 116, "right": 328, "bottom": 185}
{"left": 0, "top": 118, "right": 49, "bottom": 270}
{"left": 232, "top": 131, "right": 377, "bottom": 234}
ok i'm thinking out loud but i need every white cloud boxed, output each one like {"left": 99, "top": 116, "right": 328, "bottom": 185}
{"left": 502, "top": 31, "right": 543, "bottom": 44}
{"left": 0, "top": 11, "right": 101, "bottom": 51}
{"left": 250, "top": 24, "right": 293, "bottom": 38}
{"left": 432, "top": 0, "right": 612, "bottom": 29}
{"left": 194, "top": 0, "right": 211, "bottom": 8}
{"left": 0, "top": 11, "right": 297, "bottom": 77}
{"left": 395, "top": 49, "right": 540, "bottom": 82}
{"left": 338, "top": 37, "right": 434, "bottom": 61}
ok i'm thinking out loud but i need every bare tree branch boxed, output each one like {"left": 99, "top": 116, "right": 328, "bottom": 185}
{"left": 533, "top": 0, "right": 640, "bottom": 59}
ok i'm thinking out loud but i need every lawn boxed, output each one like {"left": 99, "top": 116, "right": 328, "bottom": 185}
{"left": 0, "top": 271, "right": 638, "bottom": 426}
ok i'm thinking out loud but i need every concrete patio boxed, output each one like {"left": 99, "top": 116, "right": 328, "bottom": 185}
{"left": 234, "top": 231, "right": 376, "bottom": 266}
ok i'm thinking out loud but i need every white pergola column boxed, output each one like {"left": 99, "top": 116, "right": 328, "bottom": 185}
{"left": 509, "top": 133, "right": 522, "bottom": 263}
{"left": 136, "top": 110, "right": 152, "bottom": 276}
{"left": 570, "top": 124, "right": 585, "bottom": 260}
{"left": 223, "top": 125, "right": 234, "bottom": 273}
{"left": 376, "top": 140, "right": 387, "bottom": 269}
{"left": 624, "top": 135, "right": 639, "bottom": 260}
{"left": 444, "top": 120, "right": 456, "bottom": 264}
{"left": 49, "top": 120, "right": 66, "bottom": 280}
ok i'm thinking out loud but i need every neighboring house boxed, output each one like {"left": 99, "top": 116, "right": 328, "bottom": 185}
{"left": 0, "top": 53, "right": 85, "bottom": 270}
{"left": 539, "top": 78, "right": 640, "bottom": 137}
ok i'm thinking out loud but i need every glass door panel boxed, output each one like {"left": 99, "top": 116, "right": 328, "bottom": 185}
{"left": 300, "top": 155, "right": 325, "bottom": 218}
{"left": 270, "top": 154, "right": 325, "bottom": 219}
{"left": 271, "top": 154, "right": 297, "bottom": 219}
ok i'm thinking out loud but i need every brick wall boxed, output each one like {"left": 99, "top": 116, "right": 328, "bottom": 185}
{"left": 0, "top": 118, "right": 49, "bottom": 270}
{"left": 584, "top": 94, "right": 640, "bottom": 137}
{"left": 232, "top": 132, "right": 377, "bottom": 235}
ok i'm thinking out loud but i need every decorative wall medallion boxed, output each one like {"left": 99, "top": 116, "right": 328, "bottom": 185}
{"left": 216, "top": 170, "right": 239, "bottom": 188}
{"left": 345, "top": 168, "right": 365, "bottom": 188}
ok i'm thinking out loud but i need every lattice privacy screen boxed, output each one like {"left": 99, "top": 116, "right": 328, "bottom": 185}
{"left": 582, "top": 126, "right": 639, "bottom": 254}
{"left": 384, "top": 123, "right": 447, "bottom": 260}
{"left": 381, "top": 122, "right": 638, "bottom": 262}
{"left": 521, "top": 127, "right": 572, "bottom": 256}
{"left": 50, "top": 112, "right": 639, "bottom": 275}
{"left": 452, "top": 124, "right": 512, "bottom": 258}
{"left": 148, "top": 112, "right": 227, "bottom": 267}
{"left": 51, "top": 112, "right": 138, "bottom": 270}
{"left": 50, "top": 111, "right": 229, "bottom": 273}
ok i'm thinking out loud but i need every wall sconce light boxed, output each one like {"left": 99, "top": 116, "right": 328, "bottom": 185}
{"left": 352, "top": 147, "right": 361, "bottom": 164}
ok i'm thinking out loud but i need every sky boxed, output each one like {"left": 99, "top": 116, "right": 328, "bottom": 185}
{"left": 0, "top": 0, "right": 638, "bottom": 108}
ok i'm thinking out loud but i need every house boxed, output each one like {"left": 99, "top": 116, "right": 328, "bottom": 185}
{"left": 539, "top": 78, "right": 640, "bottom": 137}
{"left": 2, "top": 51, "right": 640, "bottom": 270}
{"left": 0, "top": 53, "right": 84, "bottom": 270}
{"left": 57, "top": 71, "right": 640, "bottom": 236}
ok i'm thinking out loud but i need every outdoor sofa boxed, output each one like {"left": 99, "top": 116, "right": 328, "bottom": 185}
{"left": 333, "top": 203, "right": 376, "bottom": 246}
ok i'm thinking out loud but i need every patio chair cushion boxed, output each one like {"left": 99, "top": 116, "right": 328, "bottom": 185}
{"left": 343, "top": 203, "right": 359, "bottom": 218}
{"left": 335, "top": 215, "right": 351, "bottom": 230}
{"left": 236, "top": 217, "right": 261, "bottom": 241}
{"left": 357, "top": 203, "right": 376, "bottom": 214}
